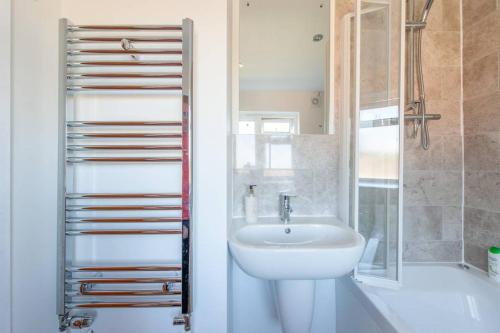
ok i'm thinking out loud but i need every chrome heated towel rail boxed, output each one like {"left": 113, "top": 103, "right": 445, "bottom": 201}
{"left": 57, "top": 18, "right": 193, "bottom": 331}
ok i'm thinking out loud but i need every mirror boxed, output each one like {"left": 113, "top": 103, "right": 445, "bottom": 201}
{"left": 238, "top": 0, "right": 331, "bottom": 135}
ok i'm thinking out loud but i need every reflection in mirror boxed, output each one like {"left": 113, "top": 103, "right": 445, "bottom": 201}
{"left": 238, "top": 0, "right": 330, "bottom": 134}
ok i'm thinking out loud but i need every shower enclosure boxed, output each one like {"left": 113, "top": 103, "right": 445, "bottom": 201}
{"left": 342, "top": 0, "right": 440, "bottom": 288}
{"left": 341, "top": 0, "right": 404, "bottom": 288}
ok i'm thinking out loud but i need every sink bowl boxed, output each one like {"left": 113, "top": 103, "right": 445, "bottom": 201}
{"left": 229, "top": 223, "right": 366, "bottom": 280}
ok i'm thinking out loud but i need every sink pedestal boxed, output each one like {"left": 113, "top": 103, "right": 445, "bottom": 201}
{"left": 274, "top": 280, "right": 316, "bottom": 333}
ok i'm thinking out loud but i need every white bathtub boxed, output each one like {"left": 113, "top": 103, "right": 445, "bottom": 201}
{"left": 337, "top": 264, "right": 500, "bottom": 333}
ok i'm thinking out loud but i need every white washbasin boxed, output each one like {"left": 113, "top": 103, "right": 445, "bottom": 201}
{"left": 229, "top": 222, "right": 366, "bottom": 280}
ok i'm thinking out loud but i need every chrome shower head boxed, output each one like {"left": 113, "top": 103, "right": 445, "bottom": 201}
{"left": 420, "top": 0, "right": 434, "bottom": 23}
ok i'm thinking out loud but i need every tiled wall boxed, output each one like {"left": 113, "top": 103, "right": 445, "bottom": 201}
{"left": 463, "top": 0, "right": 500, "bottom": 270}
{"left": 233, "top": 135, "right": 338, "bottom": 218}
{"left": 403, "top": 0, "right": 463, "bottom": 262}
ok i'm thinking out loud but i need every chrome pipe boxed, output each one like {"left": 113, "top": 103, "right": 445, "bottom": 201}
{"left": 415, "top": 28, "right": 430, "bottom": 150}
{"left": 74, "top": 286, "right": 179, "bottom": 297}
{"left": 67, "top": 145, "right": 182, "bottom": 151}
{"left": 180, "top": 18, "right": 194, "bottom": 319}
{"left": 57, "top": 18, "right": 69, "bottom": 320}
{"left": 66, "top": 204, "right": 182, "bottom": 211}
{"left": 67, "top": 85, "right": 182, "bottom": 91}
{"left": 66, "top": 157, "right": 182, "bottom": 163}
{"left": 420, "top": 0, "right": 435, "bottom": 24}
{"left": 67, "top": 73, "right": 182, "bottom": 79}
{"left": 406, "top": 0, "right": 439, "bottom": 149}
{"left": 67, "top": 36, "right": 182, "bottom": 43}
{"left": 66, "top": 265, "right": 181, "bottom": 272}
{"left": 404, "top": 114, "right": 441, "bottom": 121}
{"left": 66, "top": 217, "right": 182, "bottom": 223}
{"left": 65, "top": 290, "right": 181, "bottom": 297}
{"left": 65, "top": 193, "right": 182, "bottom": 199}
{"left": 67, "top": 61, "right": 182, "bottom": 67}
{"left": 406, "top": 22, "right": 426, "bottom": 29}
{"left": 65, "top": 229, "right": 182, "bottom": 236}
{"left": 67, "top": 133, "right": 182, "bottom": 139}
{"left": 67, "top": 49, "right": 182, "bottom": 55}
{"left": 68, "top": 25, "right": 182, "bottom": 31}
{"left": 66, "top": 121, "right": 182, "bottom": 127}
{"left": 66, "top": 277, "right": 181, "bottom": 284}
{"left": 66, "top": 301, "right": 181, "bottom": 309}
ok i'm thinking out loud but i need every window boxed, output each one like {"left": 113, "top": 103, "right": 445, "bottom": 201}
{"left": 238, "top": 111, "right": 299, "bottom": 135}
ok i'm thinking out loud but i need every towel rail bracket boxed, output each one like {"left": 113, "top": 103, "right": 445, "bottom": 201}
{"left": 173, "top": 314, "right": 191, "bottom": 331}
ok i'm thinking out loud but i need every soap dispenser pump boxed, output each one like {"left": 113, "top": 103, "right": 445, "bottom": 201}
{"left": 245, "top": 184, "right": 258, "bottom": 224}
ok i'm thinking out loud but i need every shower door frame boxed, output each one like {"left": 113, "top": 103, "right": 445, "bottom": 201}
{"left": 344, "top": 0, "right": 405, "bottom": 289}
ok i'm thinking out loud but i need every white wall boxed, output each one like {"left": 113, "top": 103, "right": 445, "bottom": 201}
{"left": 10, "top": 1, "right": 229, "bottom": 332}
{"left": 11, "top": 0, "right": 61, "bottom": 332}
{"left": 0, "top": 0, "right": 12, "bottom": 332}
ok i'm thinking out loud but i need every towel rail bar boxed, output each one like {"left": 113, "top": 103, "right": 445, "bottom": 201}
{"left": 68, "top": 61, "right": 182, "bottom": 67}
{"left": 67, "top": 121, "right": 182, "bottom": 127}
{"left": 68, "top": 73, "right": 182, "bottom": 79}
{"left": 67, "top": 85, "right": 182, "bottom": 91}
{"left": 66, "top": 278, "right": 182, "bottom": 284}
{"left": 67, "top": 133, "right": 182, "bottom": 139}
{"left": 67, "top": 37, "right": 182, "bottom": 43}
{"left": 65, "top": 229, "right": 182, "bottom": 236}
{"left": 68, "top": 25, "right": 182, "bottom": 31}
{"left": 66, "top": 301, "right": 181, "bottom": 309}
{"left": 66, "top": 205, "right": 182, "bottom": 211}
{"left": 66, "top": 157, "right": 182, "bottom": 163}
{"left": 68, "top": 49, "right": 182, "bottom": 55}
{"left": 66, "top": 193, "right": 182, "bottom": 199}
{"left": 67, "top": 145, "right": 182, "bottom": 151}
{"left": 66, "top": 217, "right": 182, "bottom": 223}
{"left": 66, "top": 265, "right": 181, "bottom": 272}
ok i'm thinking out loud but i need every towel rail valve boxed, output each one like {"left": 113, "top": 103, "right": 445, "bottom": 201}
{"left": 59, "top": 312, "right": 96, "bottom": 331}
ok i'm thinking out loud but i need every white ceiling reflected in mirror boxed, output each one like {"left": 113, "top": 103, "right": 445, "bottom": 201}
{"left": 236, "top": 0, "right": 332, "bottom": 135}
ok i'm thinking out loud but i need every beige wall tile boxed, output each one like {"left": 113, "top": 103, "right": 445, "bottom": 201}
{"left": 422, "top": 31, "right": 461, "bottom": 67}
{"left": 442, "top": 0, "right": 461, "bottom": 31}
{"left": 426, "top": 99, "right": 462, "bottom": 135}
{"left": 441, "top": 66, "right": 462, "bottom": 101}
{"left": 442, "top": 223, "right": 462, "bottom": 241}
{"left": 462, "top": 0, "right": 498, "bottom": 28}
{"left": 232, "top": 135, "right": 338, "bottom": 218}
{"left": 464, "top": 132, "right": 500, "bottom": 171}
{"left": 404, "top": 206, "right": 443, "bottom": 241}
{"left": 404, "top": 135, "right": 462, "bottom": 171}
{"left": 463, "top": 10, "right": 500, "bottom": 64}
{"left": 463, "top": 52, "right": 500, "bottom": 100}
{"left": 464, "top": 207, "right": 500, "bottom": 270}
{"left": 443, "top": 206, "right": 462, "bottom": 224}
{"left": 404, "top": 171, "right": 462, "bottom": 207}
{"left": 465, "top": 171, "right": 500, "bottom": 212}
{"left": 465, "top": 242, "right": 488, "bottom": 270}
{"left": 404, "top": 135, "right": 444, "bottom": 171}
{"left": 464, "top": 92, "right": 500, "bottom": 134}
{"left": 421, "top": 66, "right": 443, "bottom": 100}
{"left": 404, "top": 240, "right": 462, "bottom": 261}
{"left": 442, "top": 135, "right": 463, "bottom": 170}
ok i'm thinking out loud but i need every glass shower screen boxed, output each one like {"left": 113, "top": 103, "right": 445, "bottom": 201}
{"left": 352, "top": 0, "right": 404, "bottom": 287}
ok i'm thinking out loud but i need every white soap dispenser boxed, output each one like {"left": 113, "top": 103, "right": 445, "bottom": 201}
{"left": 245, "top": 184, "right": 258, "bottom": 224}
